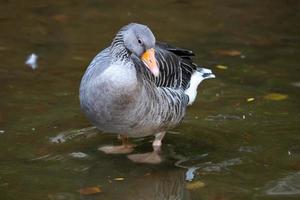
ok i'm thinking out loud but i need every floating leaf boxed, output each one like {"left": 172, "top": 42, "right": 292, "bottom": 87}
{"left": 186, "top": 181, "right": 205, "bottom": 190}
{"left": 264, "top": 93, "right": 288, "bottom": 101}
{"left": 79, "top": 186, "right": 101, "bottom": 195}
{"left": 114, "top": 177, "right": 125, "bottom": 181}
{"left": 247, "top": 97, "right": 255, "bottom": 102}
{"left": 216, "top": 65, "right": 228, "bottom": 70}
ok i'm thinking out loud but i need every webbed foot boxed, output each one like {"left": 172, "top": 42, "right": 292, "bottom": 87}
{"left": 98, "top": 135, "right": 134, "bottom": 154}
{"left": 98, "top": 145, "right": 134, "bottom": 154}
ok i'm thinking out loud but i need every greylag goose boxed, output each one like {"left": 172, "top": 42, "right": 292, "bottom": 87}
{"left": 79, "top": 23, "right": 215, "bottom": 164}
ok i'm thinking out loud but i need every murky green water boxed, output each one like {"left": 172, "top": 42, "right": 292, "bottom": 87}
{"left": 1, "top": 0, "right": 300, "bottom": 199}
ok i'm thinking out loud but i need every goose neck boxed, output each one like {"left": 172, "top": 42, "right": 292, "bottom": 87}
{"left": 110, "top": 33, "right": 130, "bottom": 62}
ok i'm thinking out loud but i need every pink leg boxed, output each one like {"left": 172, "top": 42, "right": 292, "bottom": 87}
{"left": 152, "top": 131, "right": 165, "bottom": 151}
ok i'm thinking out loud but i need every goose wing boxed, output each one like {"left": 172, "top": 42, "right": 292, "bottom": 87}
{"left": 132, "top": 42, "right": 214, "bottom": 106}
{"left": 133, "top": 42, "right": 199, "bottom": 90}
{"left": 154, "top": 42, "right": 197, "bottom": 89}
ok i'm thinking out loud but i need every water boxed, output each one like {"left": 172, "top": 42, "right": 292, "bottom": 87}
{"left": 1, "top": 0, "right": 300, "bottom": 199}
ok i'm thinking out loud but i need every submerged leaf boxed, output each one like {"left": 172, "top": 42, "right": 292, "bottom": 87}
{"left": 52, "top": 14, "right": 68, "bottom": 22}
{"left": 72, "top": 56, "right": 86, "bottom": 61}
{"left": 264, "top": 93, "right": 288, "bottom": 101}
{"left": 186, "top": 181, "right": 205, "bottom": 190}
{"left": 79, "top": 186, "right": 102, "bottom": 195}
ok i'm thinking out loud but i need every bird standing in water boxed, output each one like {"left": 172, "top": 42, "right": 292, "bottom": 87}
{"left": 79, "top": 23, "right": 215, "bottom": 164}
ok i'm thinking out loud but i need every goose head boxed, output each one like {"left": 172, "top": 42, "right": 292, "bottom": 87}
{"left": 121, "top": 23, "right": 159, "bottom": 77}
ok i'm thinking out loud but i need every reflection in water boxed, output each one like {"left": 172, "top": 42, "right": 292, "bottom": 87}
{"left": 185, "top": 167, "right": 198, "bottom": 181}
{"left": 83, "top": 169, "right": 191, "bottom": 200}
{"left": 125, "top": 170, "right": 190, "bottom": 200}
{"left": 25, "top": 53, "right": 38, "bottom": 70}
{"left": 48, "top": 193, "right": 76, "bottom": 200}
{"left": 49, "top": 126, "right": 98, "bottom": 143}
{"left": 264, "top": 172, "right": 300, "bottom": 196}
{"left": 205, "top": 114, "right": 243, "bottom": 121}
{"left": 175, "top": 153, "right": 243, "bottom": 175}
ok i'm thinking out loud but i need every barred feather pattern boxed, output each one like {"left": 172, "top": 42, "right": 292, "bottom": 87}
{"left": 80, "top": 29, "right": 202, "bottom": 136}
{"left": 110, "top": 28, "right": 130, "bottom": 62}
{"left": 131, "top": 45, "right": 196, "bottom": 131}
{"left": 154, "top": 47, "right": 196, "bottom": 90}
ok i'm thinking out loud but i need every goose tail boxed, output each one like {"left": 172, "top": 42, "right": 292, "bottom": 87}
{"left": 184, "top": 67, "right": 215, "bottom": 105}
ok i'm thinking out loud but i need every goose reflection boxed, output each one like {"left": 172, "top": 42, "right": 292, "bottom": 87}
{"left": 81, "top": 169, "right": 191, "bottom": 200}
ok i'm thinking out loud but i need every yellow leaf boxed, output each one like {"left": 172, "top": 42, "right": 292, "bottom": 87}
{"left": 264, "top": 93, "right": 288, "bottom": 101}
{"left": 216, "top": 65, "right": 228, "bottom": 70}
{"left": 213, "top": 49, "right": 241, "bottom": 56}
{"left": 186, "top": 181, "right": 205, "bottom": 190}
{"left": 114, "top": 177, "right": 125, "bottom": 181}
{"left": 247, "top": 97, "right": 255, "bottom": 102}
{"left": 79, "top": 186, "right": 101, "bottom": 195}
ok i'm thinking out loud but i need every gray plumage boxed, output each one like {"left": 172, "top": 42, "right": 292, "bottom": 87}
{"left": 79, "top": 23, "right": 214, "bottom": 138}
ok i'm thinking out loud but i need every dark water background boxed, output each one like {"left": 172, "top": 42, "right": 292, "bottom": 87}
{"left": 1, "top": 0, "right": 300, "bottom": 199}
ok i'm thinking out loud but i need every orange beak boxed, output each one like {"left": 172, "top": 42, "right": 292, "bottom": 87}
{"left": 141, "top": 48, "right": 159, "bottom": 77}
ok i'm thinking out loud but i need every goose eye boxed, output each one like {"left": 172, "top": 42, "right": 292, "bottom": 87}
{"left": 137, "top": 39, "right": 142, "bottom": 44}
